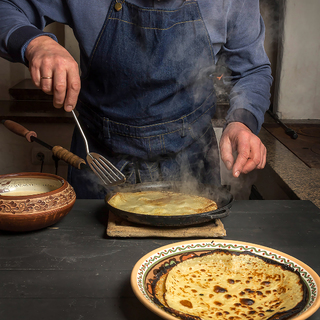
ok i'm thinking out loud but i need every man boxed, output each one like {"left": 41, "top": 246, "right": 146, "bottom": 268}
{"left": 0, "top": 0, "right": 272, "bottom": 198}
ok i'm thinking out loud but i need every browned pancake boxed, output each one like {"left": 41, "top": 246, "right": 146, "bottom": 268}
{"left": 152, "top": 250, "right": 308, "bottom": 320}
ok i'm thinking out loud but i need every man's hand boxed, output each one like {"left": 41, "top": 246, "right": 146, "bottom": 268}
{"left": 219, "top": 122, "right": 266, "bottom": 178}
{"left": 25, "top": 36, "right": 80, "bottom": 112}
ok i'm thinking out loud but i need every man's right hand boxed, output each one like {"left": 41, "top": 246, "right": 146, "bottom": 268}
{"left": 25, "top": 36, "right": 80, "bottom": 112}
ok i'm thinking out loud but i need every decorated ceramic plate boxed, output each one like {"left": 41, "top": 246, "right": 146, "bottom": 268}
{"left": 131, "top": 240, "right": 320, "bottom": 320}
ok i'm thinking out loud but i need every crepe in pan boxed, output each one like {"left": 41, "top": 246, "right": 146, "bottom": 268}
{"left": 107, "top": 190, "right": 218, "bottom": 216}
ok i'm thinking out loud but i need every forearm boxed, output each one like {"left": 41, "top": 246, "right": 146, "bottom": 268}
{"left": 226, "top": 63, "right": 272, "bottom": 134}
{"left": 222, "top": 0, "right": 273, "bottom": 135}
{"left": 0, "top": 0, "right": 66, "bottom": 64}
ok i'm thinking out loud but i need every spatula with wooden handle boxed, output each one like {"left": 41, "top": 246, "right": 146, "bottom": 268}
{"left": 2, "top": 119, "right": 86, "bottom": 170}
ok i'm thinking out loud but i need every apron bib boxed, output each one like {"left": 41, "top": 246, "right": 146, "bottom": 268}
{"left": 69, "top": 0, "right": 220, "bottom": 198}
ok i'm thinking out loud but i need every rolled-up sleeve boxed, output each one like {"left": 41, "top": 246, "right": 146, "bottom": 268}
{"left": 221, "top": 0, "right": 273, "bottom": 134}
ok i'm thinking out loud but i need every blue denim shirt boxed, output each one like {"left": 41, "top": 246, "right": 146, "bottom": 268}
{"left": 0, "top": 0, "right": 272, "bottom": 134}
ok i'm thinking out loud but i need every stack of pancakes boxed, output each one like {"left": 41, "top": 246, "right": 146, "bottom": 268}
{"left": 152, "top": 250, "right": 308, "bottom": 320}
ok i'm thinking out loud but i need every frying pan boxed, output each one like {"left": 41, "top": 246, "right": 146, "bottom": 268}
{"left": 105, "top": 181, "right": 233, "bottom": 227}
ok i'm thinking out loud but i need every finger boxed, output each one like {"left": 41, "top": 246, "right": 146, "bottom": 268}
{"left": 242, "top": 158, "right": 258, "bottom": 174}
{"left": 29, "top": 65, "right": 41, "bottom": 88}
{"left": 52, "top": 70, "right": 67, "bottom": 109}
{"left": 40, "top": 77, "right": 54, "bottom": 95}
{"left": 262, "top": 148, "right": 267, "bottom": 168}
{"left": 219, "top": 136, "right": 234, "bottom": 170}
{"left": 64, "top": 69, "right": 81, "bottom": 112}
{"left": 242, "top": 140, "right": 262, "bottom": 174}
{"left": 242, "top": 140, "right": 267, "bottom": 173}
{"left": 39, "top": 62, "right": 54, "bottom": 94}
{"left": 252, "top": 140, "right": 267, "bottom": 170}
{"left": 232, "top": 139, "right": 251, "bottom": 177}
{"left": 259, "top": 145, "right": 267, "bottom": 169}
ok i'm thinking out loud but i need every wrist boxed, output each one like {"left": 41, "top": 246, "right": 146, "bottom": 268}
{"left": 25, "top": 35, "right": 54, "bottom": 61}
{"left": 227, "top": 121, "right": 250, "bottom": 130}
{"left": 7, "top": 26, "right": 57, "bottom": 65}
{"left": 225, "top": 109, "right": 258, "bottom": 134}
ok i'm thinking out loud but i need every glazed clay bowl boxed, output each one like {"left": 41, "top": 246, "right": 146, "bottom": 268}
{"left": 0, "top": 172, "right": 76, "bottom": 232}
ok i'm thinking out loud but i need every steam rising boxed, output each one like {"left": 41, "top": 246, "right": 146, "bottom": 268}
{"left": 76, "top": 2, "right": 282, "bottom": 200}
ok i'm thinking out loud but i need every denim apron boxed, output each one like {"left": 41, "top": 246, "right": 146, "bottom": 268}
{"left": 68, "top": 0, "right": 220, "bottom": 198}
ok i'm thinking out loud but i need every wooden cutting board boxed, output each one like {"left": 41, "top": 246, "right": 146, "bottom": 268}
{"left": 106, "top": 211, "right": 226, "bottom": 238}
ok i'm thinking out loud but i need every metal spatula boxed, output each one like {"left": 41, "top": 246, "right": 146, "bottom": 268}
{"left": 71, "top": 110, "right": 126, "bottom": 186}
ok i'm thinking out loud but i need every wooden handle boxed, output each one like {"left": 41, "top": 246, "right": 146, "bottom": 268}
{"left": 52, "top": 145, "right": 86, "bottom": 169}
{"left": 2, "top": 119, "right": 37, "bottom": 142}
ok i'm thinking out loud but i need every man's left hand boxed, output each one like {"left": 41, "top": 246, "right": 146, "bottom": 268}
{"left": 219, "top": 122, "right": 266, "bottom": 178}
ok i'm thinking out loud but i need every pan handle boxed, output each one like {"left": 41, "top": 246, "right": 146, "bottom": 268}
{"left": 1, "top": 119, "right": 37, "bottom": 142}
{"left": 2, "top": 119, "right": 86, "bottom": 170}
{"left": 202, "top": 208, "right": 230, "bottom": 220}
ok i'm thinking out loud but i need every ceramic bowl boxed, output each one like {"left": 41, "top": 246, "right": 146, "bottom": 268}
{"left": 0, "top": 172, "right": 76, "bottom": 232}
{"left": 131, "top": 240, "right": 320, "bottom": 320}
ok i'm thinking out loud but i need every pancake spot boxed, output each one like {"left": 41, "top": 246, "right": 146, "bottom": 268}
{"left": 278, "top": 287, "right": 287, "bottom": 294}
{"left": 245, "top": 289, "right": 255, "bottom": 294}
{"left": 240, "top": 298, "right": 255, "bottom": 306}
{"left": 214, "top": 285, "right": 227, "bottom": 293}
{"left": 180, "top": 300, "right": 193, "bottom": 308}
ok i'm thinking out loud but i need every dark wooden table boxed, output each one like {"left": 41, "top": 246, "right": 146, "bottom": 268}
{"left": 1, "top": 200, "right": 320, "bottom": 320}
